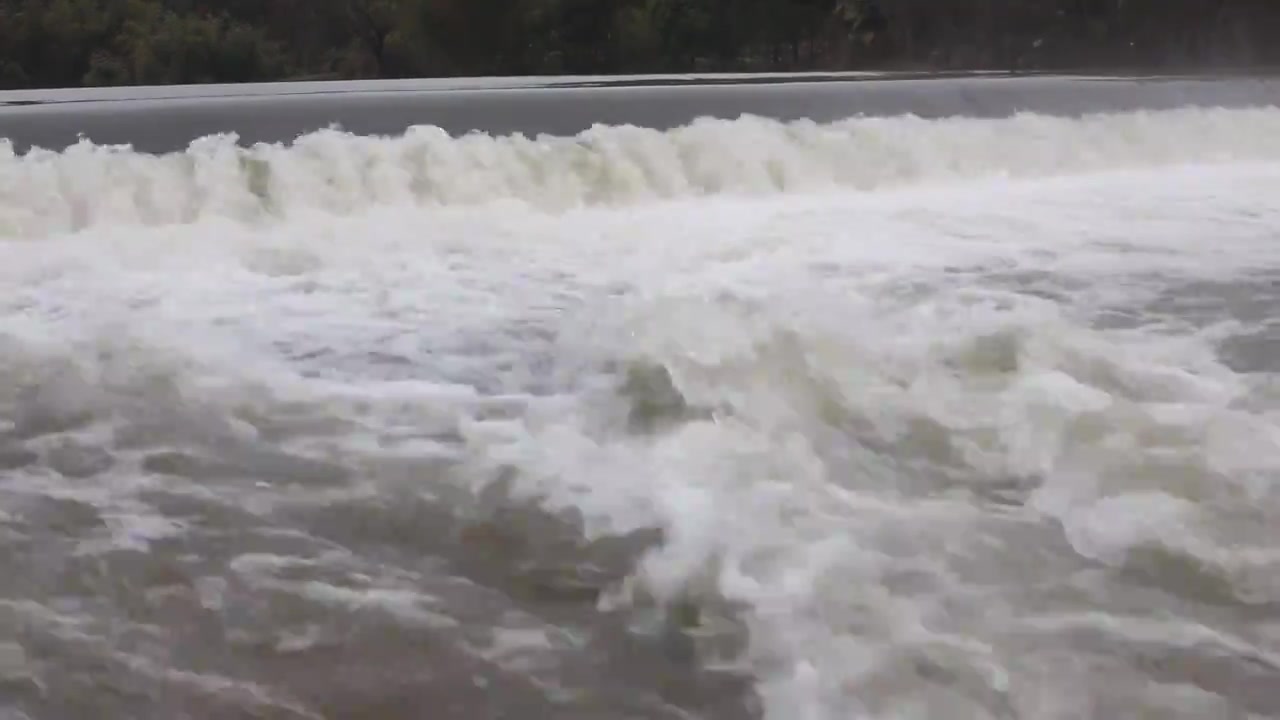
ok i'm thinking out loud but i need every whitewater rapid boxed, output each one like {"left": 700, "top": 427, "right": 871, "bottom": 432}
{"left": 2, "top": 108, "right": 1280, "bottom": 720}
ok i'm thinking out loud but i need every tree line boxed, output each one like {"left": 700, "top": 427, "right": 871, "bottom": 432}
{"left": 2, "top": 0, "right": 1278, "bottom": 90}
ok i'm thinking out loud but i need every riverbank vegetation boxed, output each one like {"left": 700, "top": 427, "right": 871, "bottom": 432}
{"left": 2, "top": 0, "right": 1277, "bottom": 89}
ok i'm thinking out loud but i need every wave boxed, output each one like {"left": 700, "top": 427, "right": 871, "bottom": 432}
{"left": 3, "top": 106, "right": 1280, "bottom": 238}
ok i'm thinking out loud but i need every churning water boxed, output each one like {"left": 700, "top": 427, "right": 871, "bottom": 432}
{"left": 2, "top": 108, "right": 1280, "bottom": 720}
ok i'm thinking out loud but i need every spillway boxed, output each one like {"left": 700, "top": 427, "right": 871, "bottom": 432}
{"left": 2, "top": 74, "right": 1279, "bottom": 720}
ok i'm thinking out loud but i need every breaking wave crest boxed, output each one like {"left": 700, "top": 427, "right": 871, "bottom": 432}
{"left": 3, "top": 106, "right": 1280, "bottom": 237}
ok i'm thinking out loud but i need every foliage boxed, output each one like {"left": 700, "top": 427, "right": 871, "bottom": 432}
{"left": 1, "top": 0, "right": 1277, "bottom": 89}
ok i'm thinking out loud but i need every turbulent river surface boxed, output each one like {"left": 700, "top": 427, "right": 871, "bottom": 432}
{"left": 2, "top": 107, "right": 1280, "bottom": 720}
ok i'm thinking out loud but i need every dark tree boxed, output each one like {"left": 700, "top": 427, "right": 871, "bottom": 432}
{"left": 1, "top": 0, "right": 1278, "bottom": 89}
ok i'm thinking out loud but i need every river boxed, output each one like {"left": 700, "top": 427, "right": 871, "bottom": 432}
{"left": 2, "top": 97, "right": 1279, "bottom": 719}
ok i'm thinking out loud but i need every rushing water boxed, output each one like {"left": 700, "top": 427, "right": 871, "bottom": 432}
{"left": 2, "top": 108, "right": 1280, "bottom": 720}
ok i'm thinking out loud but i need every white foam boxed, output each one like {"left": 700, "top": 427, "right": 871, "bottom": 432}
{"left": 2, "top": 107, "right": 1280, "bottom": 238}
{"left": 2, "top": 109, "right": 1280, "bottom": 720}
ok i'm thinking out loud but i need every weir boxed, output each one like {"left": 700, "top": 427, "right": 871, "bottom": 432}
{"left": 2, "top": 73, "right": 1280, "bottom": 154}
{"left": 5, "top": 71, "right": 1280, "bottom": 720}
